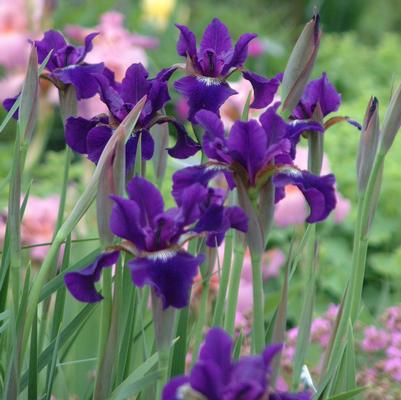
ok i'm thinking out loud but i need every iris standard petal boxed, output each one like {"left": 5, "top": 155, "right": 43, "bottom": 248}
{"left": 109, "top": 195, "right": 147, "bottom": 250}
{"left": 176, "top": 24, "right": 198, "bottom": 59}
{"left": 293, "top": 72, "right": 341, "bottom": 119}
{"left": 121, "top": 63, "right": 151, "bottom": 105}
{"left": 126, "top": 176, "right": 164, "bottom": 227}
{"left": 222, "top": 33, "right": 257, "bottom": 73}
{"left": 227, "top": 119, "right": 267, "bottom": 184}
{"left": 166, "top": 120, "right": 201, "bottom": 159}
{"left": 35, "top": 30, "right": 67, "bottom": 70}
{"left": 199, "top": 18, "right": 232, "bottom": 60}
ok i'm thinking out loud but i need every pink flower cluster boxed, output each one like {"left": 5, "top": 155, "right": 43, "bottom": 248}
{"left": 283, "top": 304, "right": 401, "bottom": 398}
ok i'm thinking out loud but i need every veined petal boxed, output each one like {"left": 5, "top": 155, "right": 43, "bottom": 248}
{"left": 35, "top": 30, "right": 67, "bottom": 70}
{"left": 65, "top": 116, "right": 104, "bottom": 154}
{"left": 176, "top": 24, "right": 197, "bottom": 59}
{"left": 53, "top": 63, "right": 104, "bottom": 99}
{"left": 227, "top": 119, "right": 266, "bottom": 184}
{"left": 293, "top": 72, "right": 341, "bottom": 119}
{"left": 242, "top": 71, "right": 281, "bottom": 109}
{"left": 126, "top": 176, "right": 164, "bottom": 227}
{"left": 174, "top": 76, "right": 237, "bottom": 122}
{"left": 200, "top": 18, "right": 232, "bottom": 60}
{"left": 273, "top": 169, "right": 336, "bottom": 223}
{"left": 86, "top": 125, "right": 113, "bottom": 164}
{"left": 223, "top": 33, "right": 257, "bottom": 73}
{"left": 195, "top": 110, "right": 231, "bottom": 163}
{"left": 121, "top": 63, "right": 151, "bottom": 105}
{"left": 172, "top": 165, "right": 225, "bottom": 204}
{"left": 64, "top": 251, "right": 119, "bottom": 303}
{"left": 128, "top": 251, "right": 204, "bottom": 308}
{"left": 109, "top": 195, "right": 147, "bottom": 249}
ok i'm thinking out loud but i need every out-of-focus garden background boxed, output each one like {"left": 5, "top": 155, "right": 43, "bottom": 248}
{"left": 1, "top": 0, "right": 401, "bottom": 396}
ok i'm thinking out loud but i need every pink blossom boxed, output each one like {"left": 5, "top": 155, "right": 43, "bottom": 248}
{"left": 66, "top": 11, "right": 158, "bottom": 81}
{"left": 386, "top": 333, "right": 401, "bottom": 359}
{"left": 325, "top": 304, "right": 340, "bottom": 321}
{"left": 383, "top": 358, "right": 401, "bottom": 381}
{"left": 220, "top": 78, "right": 280, "bottom": 129}
{"left": 384, "top": 305, "right": 401, "bottom": 332}
{"left": 311, "top": 318, "right": 332, "bottom": 348}
{"left": 361, "top": 326, "right": 389, "bottom": 352}
{"left": 274, "top": 147, "right": 351, "bottom": 227}
{"left": 21, "top": 195, "right": 60, "bottom": 262}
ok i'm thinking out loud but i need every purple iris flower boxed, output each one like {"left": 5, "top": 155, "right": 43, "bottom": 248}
{"left": 163, "top": 327, "right": 311, "bottom": 400}
{"left": 173, "top": 107, "right": 337, "bottom": 224}
{"left": 64, "top": 177, "right": 247, "bottom": 308}
{"left": 172, "top": 18, "right": 281, "bottom": 122}
{"left": 64, "top": 63, "right": 200, "bottom": 170}
{"left": 3, "top": 30, "right": 103, "bottom": 116}
{"left": 292, "top": 73, "right": 341, "bottom": 120}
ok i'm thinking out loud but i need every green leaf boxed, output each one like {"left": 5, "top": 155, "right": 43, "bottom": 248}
{"left": 110, "top": 352, "right": 159, "bottom": 400}
{"left": 27, "top": 311, "right": 38, "bottom": 400}
{"left": 170, "top": 307, "right": 189, "bottom": 377}
{"left": 20, "top": 303, "right": 98, "bottom": 391}
{"left": 326, "top": 386, "right": 368, "bottom": 400}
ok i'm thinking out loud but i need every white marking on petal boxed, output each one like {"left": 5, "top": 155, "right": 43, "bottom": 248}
{"left": 147, "top": 249, "right": 177, "bottom": 262}
{"left": 205, "top": 164, "right": 229, "bottom": 172}
{"left": 196, "top": 76, "right": 221, "bottom": 86}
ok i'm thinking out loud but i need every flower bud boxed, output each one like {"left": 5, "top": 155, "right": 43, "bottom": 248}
{"left": 281, "top": 14, "right": 321, "bottom": 114}
{"left": 357, "top": 97, "right": 380, "bottom": 192}
{"left": 380, "top": 83, "right": 401, "bottom": 155}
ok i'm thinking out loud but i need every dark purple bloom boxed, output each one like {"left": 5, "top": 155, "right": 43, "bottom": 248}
{"left": 65, "top": 63, "right": 200, "bottom": 169}
{"left": 65, "top": 177, "right": 247, "bottom": 308}
{"left": 35, "top": 30, "right": 103, "bottom": 100}
{"left": 172, "top": 108, "right": 336, "bottom": 224}
{"left": 64, "top": 251, "right": 119, "bottom": 302}
{"left": 3, "top": 30, "right": 103, "bottom": 116}
{"left": 163, "top": 327, "right": 311, "bottom": 400}
{"left": 292, "top": 73, "right": 341, "bottom": 120}
{"left": 173, "top": 18, "right": 281, "bottom": 121}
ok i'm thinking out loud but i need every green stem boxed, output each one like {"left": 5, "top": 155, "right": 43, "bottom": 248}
{"left": 212, "top": 229, "right": 233, "bottom": 327}
{"left": 96, "top": 268, "right": 112, "bottom": 364}
{"left": 250, "top": 251, "right": 265, "bottom": 353}
{"left": 191, "top": 277, "right": 210, "bottom": 366}
{"left": 224, "top": 233, "right": 246, "bottom": 336}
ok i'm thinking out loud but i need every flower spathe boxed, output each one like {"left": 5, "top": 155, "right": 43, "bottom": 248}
{"left": 64, "top": 63, "right": 200, "bottom": 170}
{"left": 173, "top": 108, "right": 337, "bottom": 224}
{"left": 163, "top": 327, "right": 310, "bottom": 399}
{"left": 173, "top": 18, "right": 281, "bottom": 121}
{"left": 64, "top": 177, "right": 247, "bottom": 308}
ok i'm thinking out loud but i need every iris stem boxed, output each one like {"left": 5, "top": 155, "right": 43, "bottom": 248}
{"left": 250, "top": 250, "right": 265, "bottom": 353}
{"left": 97, "top": 268, "right": 112, "bottom": 365}
{"left": 212, "top": 229, "right": 233, "bottom": 327}
{"left": 224, "top": 232, "right": 246, "bottom": 336}
{"left": 191, "top": 276, "right": 210, "bottom": 366}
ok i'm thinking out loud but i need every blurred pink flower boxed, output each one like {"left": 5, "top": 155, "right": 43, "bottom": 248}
{"left": 20, "top": 195, "right": 60, "bottom": 262}
{"left": 383, "top": 358, "right": 401, "bottom": 381}
{"left": 0, "top": 0, "right": 45, "bottom": 100}
{"left": 274, "top": 147, "right": 351, "bottom": 227}
{"left": 384, "top": 305, "right": 401, "bottom": 332}
{"left": 361, "top": 326, "right": 389, "bottom": 353}
{"left": 386, "top": 333, "right": 401, "bottom": 359}
{"left": 324, "top": 303, "right": 339, "bottom": 321}
{"left": 220, "top": 78, "right": 280, "bottom": 129}
{"left": 66, "top": 11, "right": 158, "bottom": 81}
{"left": 66, "top": 11, "right": 158, "bottom": 118}
{"left": 311, "top": 318, "right": 332, "bottom": 348}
